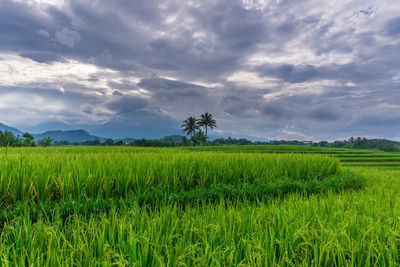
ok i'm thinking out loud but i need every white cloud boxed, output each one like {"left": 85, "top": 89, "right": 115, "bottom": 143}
{"left": 11, "top": 0, "right": 64, "bottom": 7}
{"left": 281, "top": 130, "right": 312, "bottom": 140}
{"left": 227, "top": 71, "right": 279, "bottom": 88}
{"left": 0, "top": 54, "right": 120, "bottom": 93}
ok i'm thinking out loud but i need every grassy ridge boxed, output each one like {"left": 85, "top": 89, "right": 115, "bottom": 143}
{"left": 186, "top": 145, "right": 400, "bottom": 170}
{"left": 0, "top": 171, "right": 363, "bottom": 223}
{"left": 0, "top": 168, "right": 397, "bottom": 266}
{"left": 0, "top": 148, "right": 342, "bottom": 203}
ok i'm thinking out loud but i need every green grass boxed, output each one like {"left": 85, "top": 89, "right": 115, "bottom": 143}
{"left": 0, "top": 168, "right": 398, "bottom": 266}
{"left": 0, "top": 147, "right": 342, "bottom": 203}
{"left": 185, "top": 145, "right": 400, "bottom": 168}
{"left": 1, "top": 146, "right": 400, "bottom": 266}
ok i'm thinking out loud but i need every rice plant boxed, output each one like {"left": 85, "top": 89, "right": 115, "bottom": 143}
{"left": 2, "top": 146, "right": 398, "bottom": 266}
{"left": 0, "top": 147, "right": 342, "bottom": 203}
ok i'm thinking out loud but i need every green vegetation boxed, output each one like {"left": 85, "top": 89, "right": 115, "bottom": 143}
{"left": 2, "top": 127, "right": 399, "bottom": 153}
{"left": 197, "top": 112, "right": 217, "bottom": 139}
{"left": 0, "top": 147, "right": 344, "bottom": 203}
{"left": 181, "top": 112, "right": 216, "bottom": 145}
{"left": 0, "top": 145, "right": 399, "bottom": 265}
{"left": 186, "top": 145, "right": 400, "bottom": 169}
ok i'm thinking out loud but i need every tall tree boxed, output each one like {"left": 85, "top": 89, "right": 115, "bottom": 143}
{"left": 181, "top": 116, "right": 199, "bottom": 138}
{"left": 193, "top": 129, "right": 207, "bottom": 146}
{"left": 22, "top": 132, "right": 35, "bottom": 147}
{"left": 38, "top": 137, "right": 53, "bottom": 147}
{"left": 0, "top": 130, "right": 14, "bottom": 147}
{"left": 197, "top": 112, "right": 216, "bottom": 139}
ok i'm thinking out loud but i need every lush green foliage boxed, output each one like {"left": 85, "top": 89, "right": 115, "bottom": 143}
{"left": 0, "top": 168, "right": 399, "bottom": 266}
{"left": 186, "top": 145, "right": 400, "bottom": 169}
{"left": 0, "top": 147, "right": 342, "bottom": 203}
{"left": 1, "top": 145, "right": 400, "bottom": 266}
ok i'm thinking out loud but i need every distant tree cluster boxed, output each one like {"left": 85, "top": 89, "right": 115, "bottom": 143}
{"left": 49, "top": 136, "right": 400, "bottom": 151}
{"left": 1, "top": 128, "right": 399, "bottom": 152}
{"left": 344, "top": 137, "right": 400, "bottom": 152}
{"left": 0, "top": 130, "right": 53, "bottom": 147}
{"left": 269, "top": 137, "right": 400, "bottom": 152}
{"left": 53, "top": 139, "right": 125, "bottom": 146}
{"left": 181, "top": 112, "right": 216, "bottom": 146}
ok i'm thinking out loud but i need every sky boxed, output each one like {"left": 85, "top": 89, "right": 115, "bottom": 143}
{"left": 0, "top": 0, "right": 400, "bottom": 140}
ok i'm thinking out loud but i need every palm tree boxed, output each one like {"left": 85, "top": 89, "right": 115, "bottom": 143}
{"left": 38, "top": 137, "right": 53, "bottom": 147}
{"left": 181, "top": 116, "right": 199, "bottom": 138}
{"left": 194, "top": 129, "right": 207, "bottom": 146}
{"left": 0, "top": 130, "right": 14, "bottom": 147}
{"left": 197, "top": 112, "right": 216, "bottom": 139}
{"left": 181, "top": 136, "right": 190, "bottom": 146}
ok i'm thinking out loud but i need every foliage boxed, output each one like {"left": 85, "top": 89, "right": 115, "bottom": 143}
{"left": 3, "top": 146, "right": 400, "bottom": 266}
{"left": 0, "top": 147, "right": 342, "bottom": 203}
{"left": 22, "top": 132, "right": 34, "bottom": 140}
{"left": 0, "top": 130, "right": 16, "bottom": 146}
{"left": 182, "top": 113, "right": 217, "bottom": 145}
{"left": 38, "top": 137, "right": 53, "bottom": 147}
{"left": 197, "top": 112, "right": 216, "bottom": 138}
{"left": 181, "top": 116, "right": 199, "bottom": 137}
{"left": 192, "top": 129, "right": 207, "bottom": 145}
{"left": 104, "top": 138, "right": 114, "bottom": 146}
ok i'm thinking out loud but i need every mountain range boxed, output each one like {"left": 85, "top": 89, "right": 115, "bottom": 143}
{"left": 0, "top": 122, "right": 268, "bottom": 142}
{"left": 0, "top": 123, "right": 23, "bottom": 136}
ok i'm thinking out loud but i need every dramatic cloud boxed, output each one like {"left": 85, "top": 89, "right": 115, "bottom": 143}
{"left": 55, "top": 28, "right": 81, "bottom": 48}
{"left": 0, "top": 0, "right": 400, "bottom": 140}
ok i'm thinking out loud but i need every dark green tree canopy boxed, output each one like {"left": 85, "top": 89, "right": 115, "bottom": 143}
{"left": 197, "top": 112, "right": 216, "bottom": 138}
{"left": 181, "top": 116, "right": 199, "bottom": 137}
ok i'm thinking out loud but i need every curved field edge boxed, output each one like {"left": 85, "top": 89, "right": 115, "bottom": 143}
{"left": 0, "top": 168, "right": 397, "bottom": 266}
{"left": 0, "top": 170, "right": 364, "bottom": 221}
{"left": 0, "top": 148, "right": 342, "bottom": 203}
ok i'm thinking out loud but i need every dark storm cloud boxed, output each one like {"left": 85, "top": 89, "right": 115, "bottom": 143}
{"left": 257, "top": 59, "right": 395, "bottom": 85}
{"left": 306, "top": 108, "right": 342, "bottom": 122}
{"left": 220, "top": 85, "right": 270, "bottom": 118}
{"left": 137, "top": 77, "right": 218, "bottom": 118}
{"left": 106, "top": 96, "right": 148, "bottom": 113}
{"left": 384, "top": 16, "right": 400, "bottom": 37}
{"left": 0, "top": 1, "right": 52, "bottom": 52}
{"left": 222, "top": 95, "right": 258, "bottom": 118}
{"left": 262, "top": 102, "right": 294, "bottom": 120}
{"left": 257, "top": 64, "right": 321, "bottom": 83}
{"left": 1, "top": 0, "right": 400, "bottom": 140}
{"left": 1, "top": 0, "right": 271, "bottom": 80}
{"left": 19, "top": 52, "right": 65, "bottom": 63}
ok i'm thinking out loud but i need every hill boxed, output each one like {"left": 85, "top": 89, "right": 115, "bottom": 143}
{"left": 0, "top": 123, "right": 23, "bottom": 136}
{"left": 33, "top": 130, "right": 105, "bottom": 142}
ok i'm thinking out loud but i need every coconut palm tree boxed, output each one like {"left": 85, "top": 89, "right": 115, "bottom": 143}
{"left": 193, "top": 129, "right": 207, "bottom": 146}
{"left": 181, "top": 116, "right": 199, "bottom": 138}
{"left": 0, "top": 130, "right": 14, "bottom": 147}
{"left": 38, "top": 137, "right": 53, "bottom": 147}
{"left": 197, "top": 112, "right": 216, "bottom": 139}
{"left": 181, "top": 136, "right": 190, "bottom": 146}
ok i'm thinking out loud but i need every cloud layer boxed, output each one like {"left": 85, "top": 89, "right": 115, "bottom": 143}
{"left": 1, "top": 0, "right": 400, "bottom": 140}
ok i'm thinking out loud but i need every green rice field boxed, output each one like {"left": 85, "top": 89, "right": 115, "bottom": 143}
{"left": 186, "top": 145, "right": 400, "bottom": 169}
{"left": 0, "top": 145, "right": 400, "bottom": 266}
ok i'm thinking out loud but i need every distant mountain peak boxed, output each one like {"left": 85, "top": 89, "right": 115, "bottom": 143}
{"left": 33, "top": 129, "right": 105, "bottom": 142}
{"left": 0, "top": 123, "right": 23, "bottom": 136}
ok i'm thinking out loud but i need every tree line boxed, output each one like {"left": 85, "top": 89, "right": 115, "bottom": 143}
{"left": 0, "top": 130, "right": 53, "bottom": 147}
{"left": 1, "top": 117, "right": 398, "bottom": 151}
